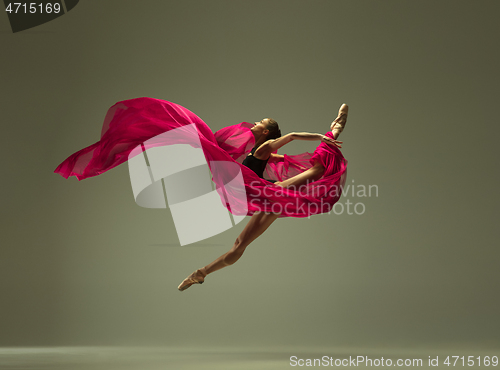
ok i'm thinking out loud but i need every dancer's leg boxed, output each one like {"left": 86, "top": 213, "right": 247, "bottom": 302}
{"left": 178, "top": 211, "right": 280, "bottom": 291}
{"left": 204, "top": 211, "right": 280, "bottom": 273}
{"left": 178, "top": 160, "right": 322, "bottom": 291}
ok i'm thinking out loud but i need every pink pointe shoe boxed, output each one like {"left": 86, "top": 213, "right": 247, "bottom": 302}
{"left": 178, "top": 268, "right": 207, "bottom": 291}
{"left": 331, "top": 104, "right": 349, "bottom": 139}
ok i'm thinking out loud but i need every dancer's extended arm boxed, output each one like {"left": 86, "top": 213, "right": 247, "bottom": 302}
{"left": 273, "top": 132, "right": 341, "bottom": 148}
{"left": 255, "top": 132, "right": 341, "bottom": 159}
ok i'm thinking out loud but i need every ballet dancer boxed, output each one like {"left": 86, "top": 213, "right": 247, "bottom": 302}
{"left": 54, "top": 97, "right": 347, "bottom": 291}
{"left": 177, "top": 104, "right": 349, "bottom": 291}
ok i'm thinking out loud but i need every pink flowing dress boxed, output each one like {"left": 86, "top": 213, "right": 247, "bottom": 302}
{"left": 54, "top": 97, "right": 347, "bottom": 218}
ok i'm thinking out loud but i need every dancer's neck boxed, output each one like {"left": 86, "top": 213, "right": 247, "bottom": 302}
{"left": 253, "top": 134, "right": 268, "bottom": 148}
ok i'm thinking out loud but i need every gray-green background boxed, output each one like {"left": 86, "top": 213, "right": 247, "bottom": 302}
{"left": 1, "top": 0, "right": 499, "bottom": 357}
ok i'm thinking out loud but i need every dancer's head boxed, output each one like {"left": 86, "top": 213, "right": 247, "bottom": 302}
{"left": 251, "top": 118, "right": 281, "bottom": 141}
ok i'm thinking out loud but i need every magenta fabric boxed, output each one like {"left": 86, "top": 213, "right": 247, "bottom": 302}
{"left": 54, "top": 97, "right": 347, "bottom": 218}
{"left": 213, "top": 121, "right": 256, "bottom": 164}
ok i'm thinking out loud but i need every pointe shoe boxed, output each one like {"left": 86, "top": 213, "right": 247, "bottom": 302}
{"left": 331, "top": 104, "right": 349, "bottom": 139}
{"left": 178, "top": 268, "right": 207, "bottom": 291}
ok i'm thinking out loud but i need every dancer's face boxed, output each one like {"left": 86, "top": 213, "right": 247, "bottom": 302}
{"left": 251, "top": 118, "right": 270, "bottom": 138}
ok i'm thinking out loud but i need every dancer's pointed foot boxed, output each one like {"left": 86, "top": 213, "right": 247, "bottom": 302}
{"left": 331, "top": 104, "right": 349, "bottom": 139}
{"left": 178, "top": 268, "right": 207, "bottom": 291}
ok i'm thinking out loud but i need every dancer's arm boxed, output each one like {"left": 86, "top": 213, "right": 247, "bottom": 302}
{"left": 270, "top": 153, "right": 284, "bottom": 161}
{"left": 257, "top": 132, "right": 341, "bottom": 158}
{"left": 272, "top": 132, "right": 341, "bottom": 150}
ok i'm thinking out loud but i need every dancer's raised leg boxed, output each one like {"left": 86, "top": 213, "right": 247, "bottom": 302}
{"left": 178, "top": 211, "right": 280, "bottom": 291}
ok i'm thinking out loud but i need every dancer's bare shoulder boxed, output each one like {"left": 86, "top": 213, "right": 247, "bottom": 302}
{"left": 254, "top": 135, "right": 294, "bottom": 158}
{"left": 265, "top": 134, "right": 295, "bottom": 152}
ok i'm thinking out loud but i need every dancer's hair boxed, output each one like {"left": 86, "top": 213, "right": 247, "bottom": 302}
{"left": 266, "top": 119, "right": 281, "bottom": 140}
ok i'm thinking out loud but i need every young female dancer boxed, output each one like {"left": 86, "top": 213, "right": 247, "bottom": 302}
{"left": 177, "top": 105, "right": 348, "bottom": 291}
{"left": 54, "top": 97, "right": 347, "bottom": 290}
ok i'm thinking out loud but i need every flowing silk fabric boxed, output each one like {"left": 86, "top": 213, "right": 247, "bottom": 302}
{"left": 55, "top": 97, "right": 347, "bottom": 218}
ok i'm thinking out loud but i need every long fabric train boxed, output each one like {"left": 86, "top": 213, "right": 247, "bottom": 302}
{"left": 54, "top": 97, "right": 347, "bottom": 218}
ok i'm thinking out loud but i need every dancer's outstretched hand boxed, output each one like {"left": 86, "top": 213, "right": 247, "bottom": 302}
{"left": 321, "top": 135, "right": 343, "bottom": 148}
